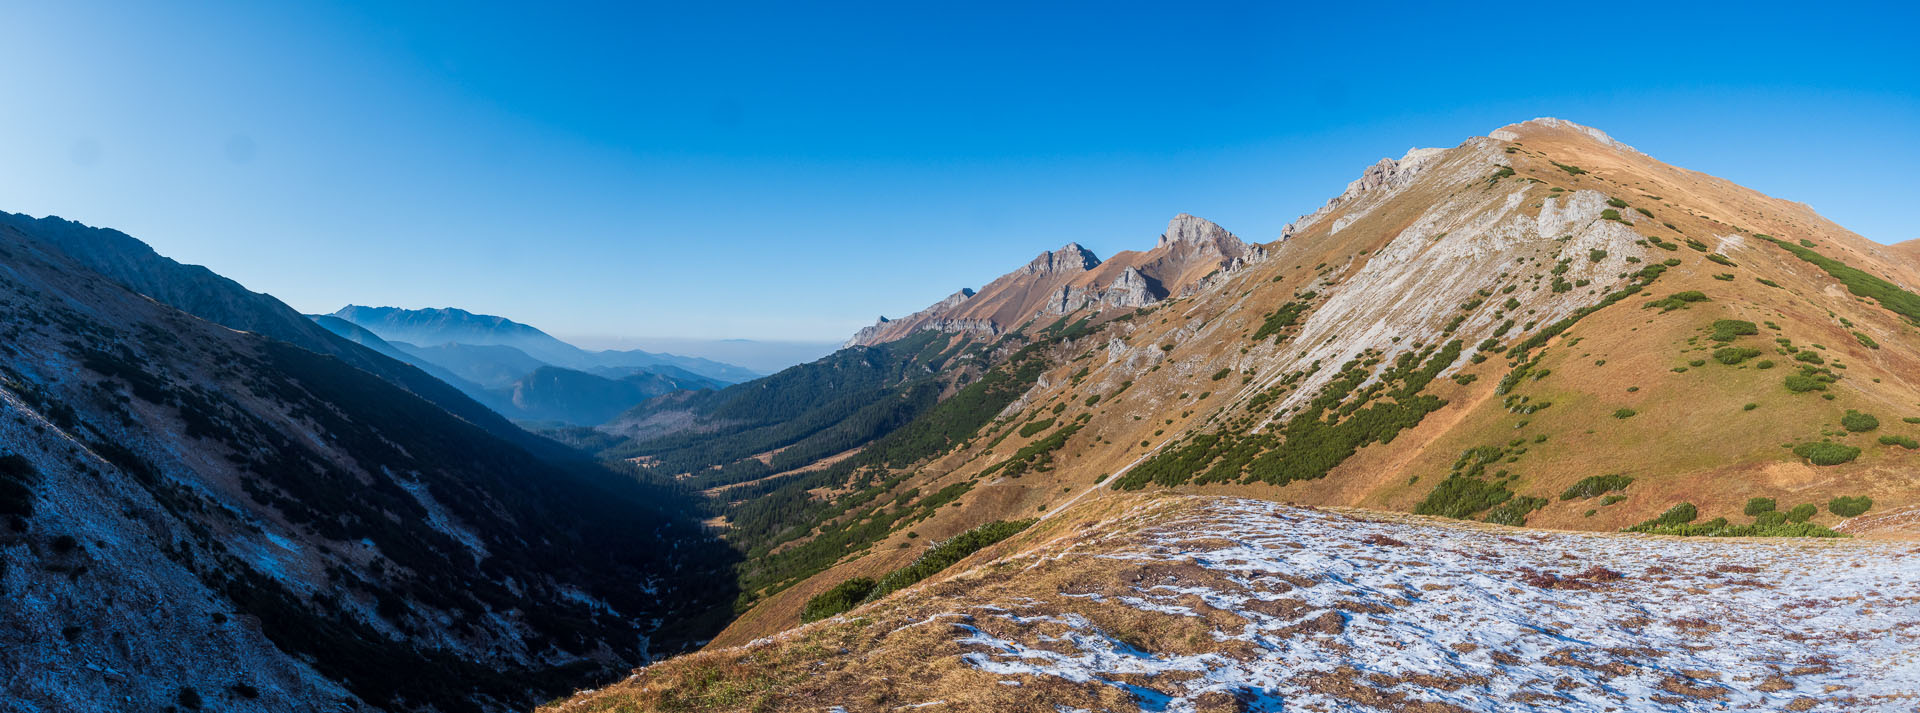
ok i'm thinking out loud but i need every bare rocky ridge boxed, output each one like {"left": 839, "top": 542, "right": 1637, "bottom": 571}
{"left": 848, "top": 214, "right": 1265, "bottom": 347}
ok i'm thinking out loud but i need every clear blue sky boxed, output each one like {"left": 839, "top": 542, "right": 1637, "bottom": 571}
{"left": 2, "top": 1, "right": 1915, "bottom": 342}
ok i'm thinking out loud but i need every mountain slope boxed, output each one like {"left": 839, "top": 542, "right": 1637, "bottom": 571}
{"left": 0, "top": 222, "right": 737, "bottom": 711}
{"left": 307, "top": 314, "right": 502, "bottom": 399}
{"left": 549, "top": 118, "right": 1920, "bottom": 664}
{"left": 394, "top": 341, "right": 553, "bottom": 389}
{"left": 0, "top": 212, "right": 560, "bottom": 458}
{"left": 506, "top": 366, "right": 721, "bottom": 426}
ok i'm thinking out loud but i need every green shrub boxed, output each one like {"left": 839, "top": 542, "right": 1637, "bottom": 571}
{"left": 1627, "top": 502, "right": 1698, "bottom": 532}
{"left": 1589, "top": 249, "right": 1607, "bottom": 262}
{"left": 1744, "top": 497, "right": 1777, "bottom": 516}
{"left": 1794, "top": 350, "right": 1825, "bottom": 364}
{"left": 1252, "top": 299, "right": 1314, "bottom": 343}
{"left": 1601, "top": 209, "right": 1626, "bottom": 222}
{"left": 1786, "top": 503, "right": 1818, "bottom": 522}
{"left": 1906, "top": 417, "right": 1920, "bottom": 425}
{"left": 1211, "top": 368, "right": 1232, "bottom": 381}
{"left": 1744, "top": 403, "right": 1759, "bottom": 411}
{"left": 801, "top": 577, "right": 878, "bottom": 622}
{"left": 1754, "top": 510, "right": 1787, "bottom": 526}
{"left": 1755, "top": 360, "right": 1775, "bottom": 369}
{"left": 1793, "top": 441, "right": 1861, "bottom": 466}
{"left": 1484, "top": 495, "right": 1549, "bottom": 526}
{"left": 1018, "top": 418, "right": 1056, "bottom": 438}
{"left": 1709, "top": 319, "right": 1758, "bottom": 342}
{"left": 1827, "top": 496, "right": 1872, "bottom": 517}
{"left": 1841, "top": 410, "right": 1879, "bottom": 433}
{"left": 1560, "top": 474, "right": 1634, "bottom": 500}
{"left": 1415, "top": 476, "right": 1514, "bottom": 519}
{"left": 1612, "top": 408, "right": 1637, "bottom": 419}
{"left": 1606, "top": 198, "right": 1628, "bottom": 208}
{"left": 1760, "top": 236, "right": 1920, "bottom": 324}
{"left": 1783, "top": 373, "right": 1828, "bottom": 393}
{"left": 864, "top": 519, "right": 1034, "bottom": 603}
{"left": 1633, "top": 519, "right": 1844, "bottom": 538}
{"left": 1853, "top": 331, "right": 1879, "bottom": 349}
{"left": 1710, "top": 346, "right": 1762, "bottom": 365}
{"left": 1878, "top": 434, "right": 1918, "bottom": 449}
{"left": 1552, "top": 161, "right": 1587, "bottom": 176}
{"left": 1706, "top": 253, "right": 1736, "bottom": 267}
{"left": 1645, "top": 291, "right": 1709, "bottom": 312}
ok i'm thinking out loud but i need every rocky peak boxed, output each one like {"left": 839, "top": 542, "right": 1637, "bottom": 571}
{"left": 1020, "top": 242, "right": 1102, "bottom": 275}
{"left": 1281, "top": 147, "right": 1446, "bottom": 240}
{"left": 934, "top": 288, "right": 976, "bottom": 309}
{"left": 1489, "top": 117, "right": 1639, "bottom": 154}
{"left": 1157, "top": 213, "right": 1243, "bottom": 251}
{"left": 1102, "top": 265, "right": 1164, "bottom": 308}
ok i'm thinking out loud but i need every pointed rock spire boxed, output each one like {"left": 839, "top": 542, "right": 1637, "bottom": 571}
{"left": 1020, "top": 242, "right": 1102, "bottom": 275}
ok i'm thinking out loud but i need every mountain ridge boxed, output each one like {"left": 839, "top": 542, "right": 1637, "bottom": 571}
{"left": 546, "top": 116, "right": 1920, "bottom": 711}
{"left": 333, "top": 304, "right": 762, "bottom": 384}
{"left": 0, "top": 221, "right": 737, "bottom": 711}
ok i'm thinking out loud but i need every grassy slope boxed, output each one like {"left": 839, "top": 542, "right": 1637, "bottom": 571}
{"left": 687, "top": 120, "right": 1920, "bottom": 647}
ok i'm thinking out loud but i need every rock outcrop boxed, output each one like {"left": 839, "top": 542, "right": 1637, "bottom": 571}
{"left": 849, "top": 214, "right": 1263, "bottom": 345}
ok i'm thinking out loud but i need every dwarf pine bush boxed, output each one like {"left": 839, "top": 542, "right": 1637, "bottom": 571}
{"left": 1828, "top": 496, "right": 1872, "bottom": 517}
{"left": 1794, "top": 441, "right": 1861, "bottom": 466}
{"left": 1785, "top": 503, "right": 1817, "bottom": 522}
{"left": 1560, "top": 473, "right": 1633, "bottom": 501}
{"left": 1841, "top": 410, "right": 1879, "bottom": 432}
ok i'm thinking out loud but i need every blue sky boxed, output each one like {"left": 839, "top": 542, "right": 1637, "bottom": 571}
{"left": 2, "top": 1, "right": 1915, "bottom": 342}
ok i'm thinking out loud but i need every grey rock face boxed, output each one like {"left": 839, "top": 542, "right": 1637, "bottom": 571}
{"left": 1102, "top": 266, "right": 1164, "bottom": 308}
{"left": 1019, "top": 242, "right": 1102, "bottom": 275}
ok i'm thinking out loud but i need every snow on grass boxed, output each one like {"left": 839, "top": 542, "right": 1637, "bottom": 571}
{"left": 952, "top": 498, "right": 1919, "bottom": 711}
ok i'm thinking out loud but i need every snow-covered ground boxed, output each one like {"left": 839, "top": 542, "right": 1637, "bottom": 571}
{"left": 952, "top": 498, "right": 1919, "bottom": 711}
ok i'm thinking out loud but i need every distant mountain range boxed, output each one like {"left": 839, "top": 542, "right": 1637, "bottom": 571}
{"left": 564, "top": 336, "right": 841, "bottom": 375}
{"left": 317, "top": 305, "right": 747, "bottom": 425}
{"left": 332, "top": 305, "right": 760, "bottom": 381}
